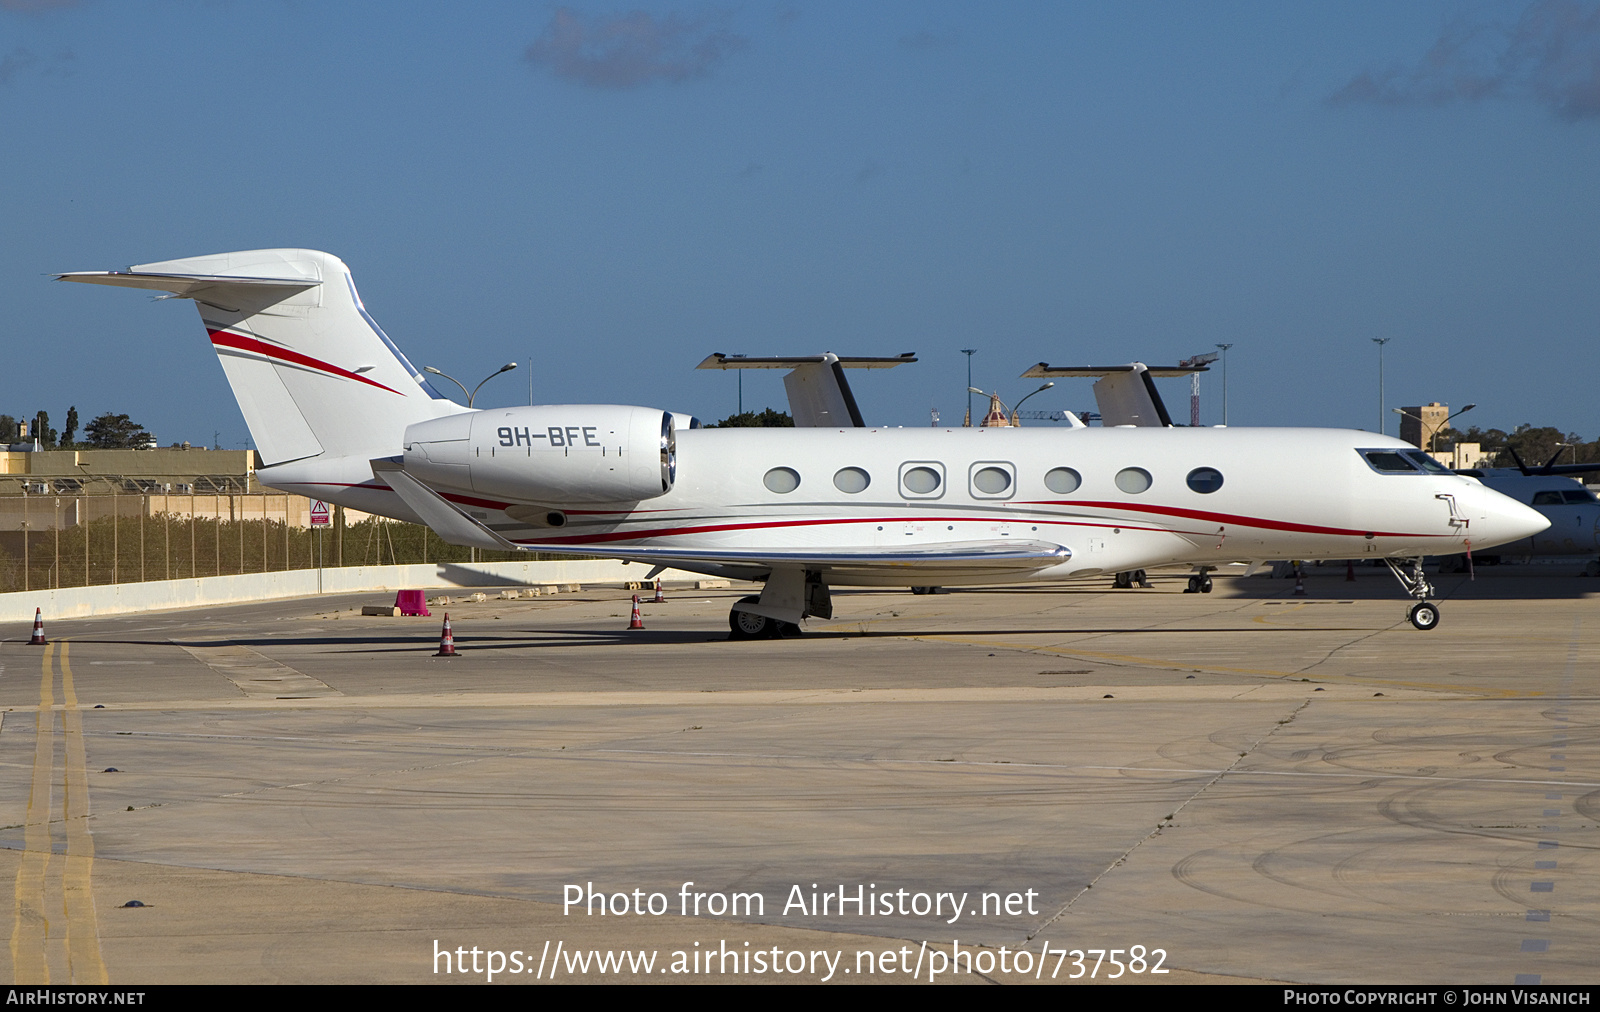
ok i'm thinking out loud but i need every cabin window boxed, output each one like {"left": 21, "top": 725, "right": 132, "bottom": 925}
{"left": 899, "top": 463, "right": 945, "bottom": 498}
{"left": 1044, "top": 467, "right": 1081, "bottom": 494}
{"left": 763, "top": 467, "right": 800, "bottom": 494}
{"left": 1115, "top": 467, "right": 1152, "bottom": 494}
{"left": 970, "top": 462, "right": 1015, "bottom": 498}
{"left": 833, "top": 467, "right": 871, "bottom": 494}
{"left": 1533, "top": 491, "right": 1567, "bottom": 505}
{"left": 1186, "top": 467, "right": 1224, "bottom": 494}
{"left": 1565, "top": 489, "right": 1598, "bottom": 504}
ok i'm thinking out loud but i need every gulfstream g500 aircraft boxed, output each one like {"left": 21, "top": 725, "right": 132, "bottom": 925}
{"left": 60, "top": 249, "right": 1547, "bottom": 635}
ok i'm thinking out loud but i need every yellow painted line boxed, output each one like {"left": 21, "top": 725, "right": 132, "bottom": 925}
{"left": 58, "top": 642, "right": 107, "bottom": 984}
{"left": 911, "top": 634, "right": 1528, "bottom": 698}
{"left": 11, "top": 643, "right": 55, "bottom": 984}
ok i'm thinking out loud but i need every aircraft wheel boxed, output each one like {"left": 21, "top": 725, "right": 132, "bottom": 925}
{"left": 1185, "top": 576, "right": 1199, "bottom": 594}
{"left": 1200, "top": 576, "right": 1213, "bottom": 593}
{"left": 1113, "top": 572, "right": 1133, "bottom": 589}
{"left": 729, "top": 596, "right": 771, "bottom": 640}
{"left": 1408, "top": 602, "right": 1440, "bottom": 631}
{"left": 911, "top": 586, "right": 929, "bottom": 595}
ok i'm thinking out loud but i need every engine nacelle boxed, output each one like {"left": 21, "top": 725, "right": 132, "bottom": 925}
{"left": 403, "top": 405, "right": 675, "bottom": 504}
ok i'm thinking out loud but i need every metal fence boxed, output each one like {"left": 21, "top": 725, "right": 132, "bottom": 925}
{"left": 0, "top": 492, "right": 545, "bottom": 594}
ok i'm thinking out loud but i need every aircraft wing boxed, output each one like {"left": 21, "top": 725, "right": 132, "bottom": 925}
{"left": 696, "top": 352, "right": 916, "bottom": 427}
{"left": 511, "top": 539, "right": 1071, "bottom": 569}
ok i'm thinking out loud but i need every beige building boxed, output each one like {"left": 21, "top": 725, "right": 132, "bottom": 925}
{"left": 0, "top": 448, "right": 369, "bottom": 531}
{"left": 1427, "top": 441, "right": 1494, "bottom": 470}
{"left": 1399, "top": 402, "right": 1452, "bottom": 450}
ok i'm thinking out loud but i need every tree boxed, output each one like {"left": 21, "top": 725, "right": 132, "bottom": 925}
{"left": 62, "top": 406, "right": 79, "bottom": 447}
{"left": 0, "top": 415, "right": 15, "bottom": 444}
{"left": 32, "top": 410, "right": 55, "bottom": 449}
{"left": 83, "top": 412, "right": 152, "bottom": 449}
{"left": 706, "top": 407, "right": 794, "bottom": 428}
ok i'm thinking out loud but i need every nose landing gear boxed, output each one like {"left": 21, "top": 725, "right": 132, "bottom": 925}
{"left": 1384, "top": 557, "right": 1441, "bottom": 630}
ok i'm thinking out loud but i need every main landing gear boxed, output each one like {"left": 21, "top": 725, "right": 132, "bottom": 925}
{"left": 728, "top": 570, "right": 832, "bottom": 640}
{"left": 1383, "top": 557, "right": 1441, "bottom": 630}
{"left": 728, "top": 597, "right": 801, "bottom": 639}
{"left": 1184, "top": 567, "right": 1214, "bottom": 594}
{"left": 1112, "top": 570, "right": 1152, "bottom": 589}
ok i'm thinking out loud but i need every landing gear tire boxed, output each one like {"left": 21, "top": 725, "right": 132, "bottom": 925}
{"left": 1184, "top": 575, "right": 1214, "bottom": 594}
{"left": 729, "top": 596, "right": 773, "bottom": 640}
{"left": 1408, "top": 601, "right": 1440, "bottom": 631}
{"left": 1200, "top": 575, "right": 1213, "bottom": 593}
{"left": 729, "top": 596, "right": 800, "bottom": 639}
{"left": 1113, "top": 572, "right": 1133, "bottom": 589}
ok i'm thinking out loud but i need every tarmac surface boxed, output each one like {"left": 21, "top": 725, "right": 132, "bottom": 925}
{"left": 0, "top": 562, "right": 1596, "bottom": 985}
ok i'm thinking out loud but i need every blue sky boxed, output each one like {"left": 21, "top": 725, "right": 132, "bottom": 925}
{"left": 3, "top": 1, "right": 1597, "bottom": 446}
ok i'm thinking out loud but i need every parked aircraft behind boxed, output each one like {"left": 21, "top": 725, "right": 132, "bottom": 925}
{"left": 59, "top": 249, "right": 1549, "bottom": 633}
{"left": 1445, "top": 470, "right": 1600, "bottom": 573}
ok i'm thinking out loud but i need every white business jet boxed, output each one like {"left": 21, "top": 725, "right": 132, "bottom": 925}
{"left": 59, "top": 249, "right": 1548, "bottom": 634}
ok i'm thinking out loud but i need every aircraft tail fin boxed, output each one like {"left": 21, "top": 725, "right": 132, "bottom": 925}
{"left": 59, "top": 249, "right": 462, "bottom": 466}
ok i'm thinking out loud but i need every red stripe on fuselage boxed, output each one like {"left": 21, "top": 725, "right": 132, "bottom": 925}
{"left": 1026, "top": 500, "right": 1444, "bottom": 538}
{"left": 209, "top": 331, "right": 405, "bottom": 396}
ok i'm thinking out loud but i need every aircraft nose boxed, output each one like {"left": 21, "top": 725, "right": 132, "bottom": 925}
{"left": 1465, "top": 483, "right": 1549, "bottom": 548}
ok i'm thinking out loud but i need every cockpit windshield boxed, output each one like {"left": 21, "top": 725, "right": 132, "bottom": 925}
{"left": 1402, "top": 451, "right": 1452, "bottom": 474}
{"left": 1361, "top": 450, "right": 1419, "bottom": 473}
{"left": 1358, "top": 449, "right": 1455, "bottom": 475}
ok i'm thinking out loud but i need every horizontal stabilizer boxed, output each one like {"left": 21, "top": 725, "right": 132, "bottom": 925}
{"left": 1021, "top": 362, "right": 1209, "bottom": 378}
{"left": 697, "top": 351, "right": 916, "bottom": 427}
{"left": 1020, "top": 362, "right": 1175, "bottom": 427}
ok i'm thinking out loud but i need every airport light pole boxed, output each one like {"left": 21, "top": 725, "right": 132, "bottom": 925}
{"left": 1010, "top": 382, "right": 1054, "bottom": 426}
{"left": 961, "top": 349, "right": 977, "bottom": 426}
{"left": 1215, "top": 343, "right": 1233, "bottom": 425}
{"left": 425, "top": 363, "right": 519, "bottom": 408}
{"left": 1372, "top": 338, "right": 1391, "bottom": 435}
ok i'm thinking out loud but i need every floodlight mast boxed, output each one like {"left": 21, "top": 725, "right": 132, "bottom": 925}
{"left": 1179, "top": 352, "right": 1220, "bottom": 426}
{"left": 1215, "top": 343, "right": 1234, "bottom": 424}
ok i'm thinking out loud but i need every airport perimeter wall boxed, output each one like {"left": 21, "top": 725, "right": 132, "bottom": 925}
{"left": 0, "top": 560, "right": 707, "bottom": 623}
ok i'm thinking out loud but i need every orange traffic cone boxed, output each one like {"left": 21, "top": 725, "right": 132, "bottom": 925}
{"left": 434, "top": 614, "right": 458, "bottom": 656}
{"left": 27, "top": 608, "right": 46, "bottom": 646}
{"left": 653, "top": 579, "right": 665, "bottom": 603}
{"left": 627, "top": 595, "right": 645, "bottom": 630}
